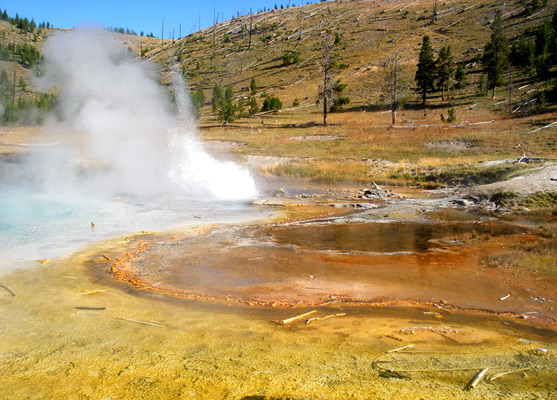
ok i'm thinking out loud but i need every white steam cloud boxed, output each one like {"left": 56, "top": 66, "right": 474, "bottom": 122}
{"left": 30, "top": 26, "right": 257, "bottom": 200}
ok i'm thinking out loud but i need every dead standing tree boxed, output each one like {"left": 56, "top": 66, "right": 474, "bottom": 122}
{"left": 317, "top": 31, "right": 337, "bottom": 127}
{"left": 388, "top": 51, "right": 400, "bottom": 125}
{"left": 381, "top": 51, "right": 410, "bottom": 125}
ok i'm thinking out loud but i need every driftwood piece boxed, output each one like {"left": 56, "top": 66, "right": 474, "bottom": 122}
{"left": 464, "top": 368, "right": 489, "bottom": 390}
{"left": 75, "top": 306, "right": 106, "bottom": 310}
{"left": 280, "top": 310, "right": 317, "bottom": 325}
{"left": 488, "top": 368, "right": 531, "bottom": 381}
{"left": 0, "top": 283, "right": 16, "bottom": 296}
{"left": 306, "top": 313, "right": 346, "bottom": 324}
{"left": 116, "top": 317, "right": 165, "bottom": 328}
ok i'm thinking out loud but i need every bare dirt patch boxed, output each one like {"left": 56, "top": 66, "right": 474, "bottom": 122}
{"left": 425, "top": 140, "right": 476, "bottom": 152}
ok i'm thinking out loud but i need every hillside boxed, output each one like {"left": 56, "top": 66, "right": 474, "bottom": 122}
{"left": 1, "top": 0, "right": 557, "bottom": 187}
{"left": 149, "top": 0, "right": 555, "bottom": 113}
{"left": 140, "top": 0, "right": 557, "bottom": 186}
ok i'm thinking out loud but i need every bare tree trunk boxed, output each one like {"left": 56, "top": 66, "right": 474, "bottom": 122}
{"left": 323, "top": 66, "right": 328, "bottom": 126}
{"left": 249, "top": 12, "right": 252, "bottom": 50}
{"left": 508, "top": 64, "right": 513, "bottom": 114}
{"left": 392, "top": 51, "right": 398, "bottom": 125}
{"left": 12, "top": 68, "right": 16, "bottom": 104}
{"left": 323, "top": 96, "right": 328, "bottom": 126}
{"left": 212, "top": 8, "right": 216, "bottom": 46}
{"left": 299, "top": 5, "right": 303, "bottom": 40}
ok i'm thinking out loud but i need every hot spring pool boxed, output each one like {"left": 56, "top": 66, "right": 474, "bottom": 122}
{"left": 0, "top": 190, "right": 263, "bottom": 275}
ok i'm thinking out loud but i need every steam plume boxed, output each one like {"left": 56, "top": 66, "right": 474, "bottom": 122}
{"left": 30, "top": 26, "right": 257, "bottom": 200}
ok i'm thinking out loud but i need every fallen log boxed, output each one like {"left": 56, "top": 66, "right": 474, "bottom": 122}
{"left": 527, "top": 121, "right": 557, "bottom": 134}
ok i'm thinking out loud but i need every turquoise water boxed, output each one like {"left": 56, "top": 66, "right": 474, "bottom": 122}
{"left": 0, "top": 188, "right": 261, "bottom": 274}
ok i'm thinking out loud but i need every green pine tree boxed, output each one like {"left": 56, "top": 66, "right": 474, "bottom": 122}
{"left": 415, "top": 35, "right": 437, "bottom": 105}
{"left": 436, "top": 45, "right": 455, "bottom": 101}
{"left": 250, "top": 77, "right": 257, "bottom": 95}
{"left": 453, "top": 63, "right": 468, "bottom": 90}
{"left": 211, "top": 83, "right": 224, "bottom": 113}
{"left": 217, "top": 85, "right": 237, "bottom": 124}
{"left": 481, "top": 11, "right": 510, "bottom": 98}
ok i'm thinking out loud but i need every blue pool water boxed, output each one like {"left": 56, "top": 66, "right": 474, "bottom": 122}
{"left": 0, "top": 189, "right": 262, "bottom": 275}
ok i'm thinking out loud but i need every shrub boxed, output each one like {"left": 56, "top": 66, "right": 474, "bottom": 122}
{"left": 261, "top": 94, "right": 282, "bottom": 111}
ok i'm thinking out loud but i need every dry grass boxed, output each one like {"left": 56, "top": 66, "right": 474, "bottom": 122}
{"left": 482, "top": 223, "right": 557, "bottom": 277}
{"left": 199, "top": 101, "right": 551, "bottom": 185}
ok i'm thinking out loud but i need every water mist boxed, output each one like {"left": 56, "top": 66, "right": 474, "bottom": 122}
{"left": 30, "top": 26, "right": 257, "bottom": 200}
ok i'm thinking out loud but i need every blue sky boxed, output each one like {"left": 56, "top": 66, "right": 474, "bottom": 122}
{"left": 2, "top": 0, "right": 306, "bottom": 38}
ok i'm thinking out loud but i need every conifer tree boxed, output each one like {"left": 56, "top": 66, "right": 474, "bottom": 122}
{"left": 436, "top": 45, "right": 454, "bottom": 101}
{"left": 453, "top": 63, "right": 468, "bottom": 90}
{"left": 481, "top": 11, "right": 509, "bottom": 98}
{"left": 217, "top": 85, "right": 237, "bottom": 124}
{"left": 415, "top": 35, "right": 436, "bottom": 105}
{"left": 248, "top": 96, "right": 259, "bottom": 115}
{"left": 211, "top": 83, "right": 224, "bottom": 113}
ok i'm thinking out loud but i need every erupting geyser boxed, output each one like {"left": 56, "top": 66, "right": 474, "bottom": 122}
{"left": 32, "top": 25, "right": 257, "bottom": 200}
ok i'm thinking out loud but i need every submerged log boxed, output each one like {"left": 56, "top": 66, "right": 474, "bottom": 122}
{"left": 116, "top": 317, "right": 165, "bottom": 328}
{"left": 306, "top": 313, "right": 346, "bottom": 324}
{"left": 386, "top": 344, "right": 415, "bottom": 353}
{"left": 0, "top": 283, "right": 16, "bottom": 297}
{"left": 280, "top": 310, "right": 317, "bottom": 324}
{"left": 488, "top": 368, "right": 531, "bottom": 382}
{"left": 464, "top": 368, "right": 489, "bottom": 390}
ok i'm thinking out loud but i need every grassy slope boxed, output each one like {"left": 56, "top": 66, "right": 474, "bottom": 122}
{"left": 144, "top": 0, "right": 557, "bottom": 187}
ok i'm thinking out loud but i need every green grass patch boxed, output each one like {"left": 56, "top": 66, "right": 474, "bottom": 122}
{"left": 521, "top": 192, "right": 557, "bottom": 209}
